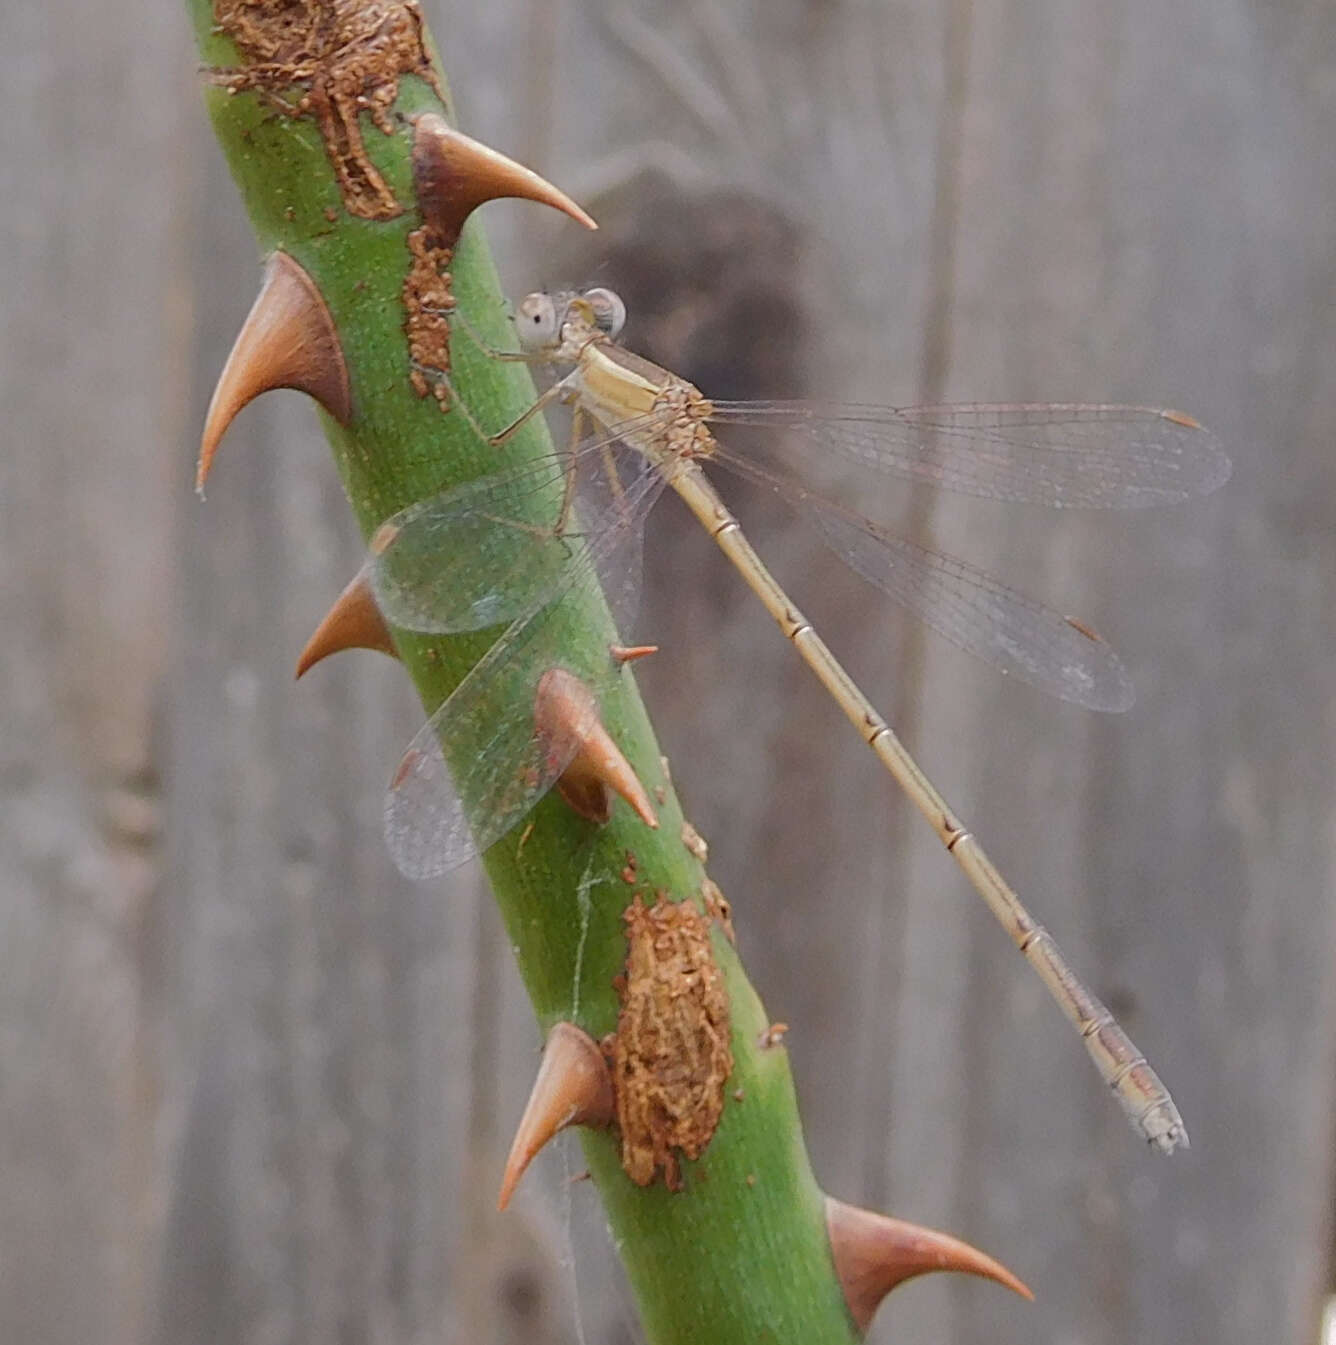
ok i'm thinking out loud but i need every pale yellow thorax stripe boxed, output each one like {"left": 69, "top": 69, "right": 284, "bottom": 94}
{"left": 577, "top": 342, "right": 664, "bottom": 424}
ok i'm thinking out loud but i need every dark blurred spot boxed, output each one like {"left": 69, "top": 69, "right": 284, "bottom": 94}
{"left": 498, "top": 1262, "right": 544, "bottom": 1322}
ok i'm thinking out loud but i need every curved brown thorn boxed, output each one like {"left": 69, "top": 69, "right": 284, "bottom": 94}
{"left": 412, "top": 112, "right": 597, "bottom": 245}
{"left": 1162, "top": 408, "right": 1203, "bottom": 429}
{"left": 498, "top": 1023, "right": 614, "bottom": 1211}
{"left": 295, "top": 568, "right": 397, "bottom": 678}
{"left": 825, "top": 1196, "right": 1033, "bottom": 1331}
{"left": 533, "top": 668, "right": 659, "bottom": 831}
{"left": 610, "top": 643, "right": 659, "bottom": 665}
{"left": 197, "top": 252, "right": 352, "bottom": 494}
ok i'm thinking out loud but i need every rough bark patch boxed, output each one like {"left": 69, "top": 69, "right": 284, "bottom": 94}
{"left": 210, "top": 0, "right": 443, "bottom": 219}
{"left": 609, "top": 894, "right": 732, "bottom": 1189}
{"left": 403, "top": 226, "right": 454, "bottom": 404}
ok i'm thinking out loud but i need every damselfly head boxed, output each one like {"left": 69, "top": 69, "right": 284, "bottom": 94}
{"left": 516, "top": 291, "right": 561, "bottom": 350}
{"left": 516, "top": 287, "right": 628, "bottom": 353}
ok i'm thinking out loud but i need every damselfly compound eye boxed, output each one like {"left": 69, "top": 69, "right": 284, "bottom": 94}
{"left": 516, "top": 292, "right": 559, "bottom": 350}
{"left": 585, "top": 287, "right": 627, "bottom": 339}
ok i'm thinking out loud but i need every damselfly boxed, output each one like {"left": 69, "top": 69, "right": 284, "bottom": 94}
{"left": 373, "top": 287, "right": 1229, "bottom": 1152}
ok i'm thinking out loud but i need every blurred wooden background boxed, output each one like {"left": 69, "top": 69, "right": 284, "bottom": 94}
{"left": 3, "top": 1, "right": 1334, "bottom": 1342}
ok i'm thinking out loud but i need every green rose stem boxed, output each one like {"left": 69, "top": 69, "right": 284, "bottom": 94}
{"left": 185, "top": 2, "right": 1029, "bottom": 1339}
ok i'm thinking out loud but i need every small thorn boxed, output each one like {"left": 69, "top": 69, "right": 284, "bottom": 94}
{"left": 826, "top": 1197, "right": 1033, "bottom": 1331}
{"left": 197, "top": 252, "right": 351, "bottom": 493}
{"left": 680, "top": 820, "right": 708, "bottom": 862}
{"left": 533, "top": 669, "right": 659, "bottom": 831}
{"left": 516, "top": 820, "right": 536, "bottom": 856}
{"left": 498, "top": 1023, "right": 614, "bottom": 1211}
{"left": 391, "top": 747, "right": 424, "bottom": 791}
{"left": 369, "top": 520, "right": 401, "bottom": 553}
{"left": 1063, "top": 614, "right": 1105, "bottom": 644}
{"left": 295, "top": 569, "right": 397, "bottom": 677}
{"left": 412, "top": 113, "right": 597, "bottom": 246}
{"left": 610, "top": 643, "right": 658, "bottom": 665}
{"left": 1161, "top": 408, "right": 1203, "bottom": 429}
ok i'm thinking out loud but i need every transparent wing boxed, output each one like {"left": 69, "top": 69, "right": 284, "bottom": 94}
{"left": 370, "top": 411, "right": 671, "bottom": 635}
{"left": 707, "top": 401, "right": 1230, "bottom": 510}
{"left": 383, "top": 597, "right": 590, "bottom": 879}
{"left": 568, "top": 429, "right": 659, "bottom": 632}
{"left": 713, "top": 452, "right": 1135, "bottom": 711}
{"left": 371, "top": 455, "right": 574, "bottom": 634}
{"left": 383, "top": 462, "right": 668, "bottom": 880}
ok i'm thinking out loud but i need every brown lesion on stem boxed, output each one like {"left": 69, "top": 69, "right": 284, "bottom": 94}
{"left": 403, "top": 223, "right": 456, "bottom": 407}
{"left": 495, "top": 888, "right": 734, "bottom": 1208}
{"left": 208, "top": 0, "right": 443, "bottom": 220}
{"left": 606, "top": 894, "right": 733, "bottom": 1190}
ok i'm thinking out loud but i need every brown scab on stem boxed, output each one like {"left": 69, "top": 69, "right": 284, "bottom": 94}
{"left": 608, "top": 894, "right": 732, "bottom": 1190}
{"left": 403, "top": 225, "right": 456, "bottom": 407}
{"left": 208, "top": 0, "right": 444, "bottom": 220}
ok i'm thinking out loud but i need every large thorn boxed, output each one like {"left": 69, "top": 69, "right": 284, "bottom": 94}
{"left": 826, "top": 1196, "right": 1032, "bottom": 1331}
{"left": 498, "top": 1023, "right": 614, "bottom": 1211}
{"left": 295, "top": 568, "right": 397, "bottom": 678}
{"left": 533, "top": 668, "right": 659, "bottom": 831}
{"left": 197, "top": 252, "right": 352, "bottom": 494}
{"left": 412, "top": 113, "right": 597, "bottom": 244}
